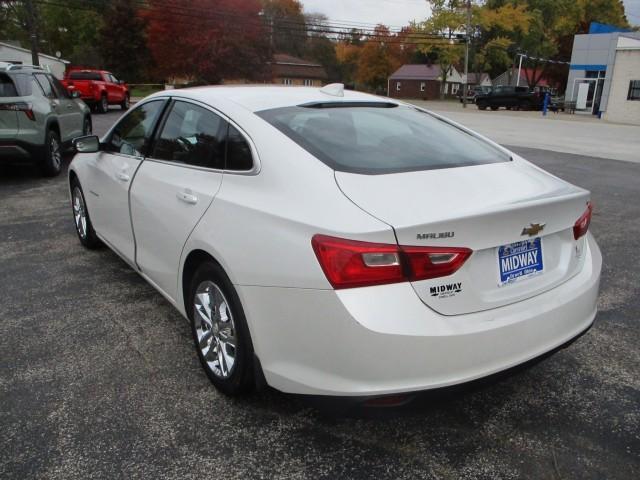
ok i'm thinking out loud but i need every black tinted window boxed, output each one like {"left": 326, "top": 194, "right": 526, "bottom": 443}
{"left": 108, "top": 100, "right": 164, "bottom": 156}
{"left": 48, "top": 76, "right": 69, "bottom": 98}
{"left": 34, "top": 74, "right": 54, "bottom": 98}
{"left": 152, "top": 101, "right": 225, "bottom": 169}
{"left": 226, "top": 124, "right": 253, "bottom": 171}
{"left": 69, "top": 71, "right": 102, "bottom": 80}
{"left": 258, "top": 105, "right": 509, "bottom": 174}
{"left": 0, "top": 74, "right": 18, "bottom": 97}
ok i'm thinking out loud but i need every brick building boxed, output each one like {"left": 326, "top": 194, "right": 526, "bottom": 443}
{"left": 388, "top": 64, "right": 463, "bottom": 100}
{"left": 271, "top": 53, "right": 327, "bottom": 87}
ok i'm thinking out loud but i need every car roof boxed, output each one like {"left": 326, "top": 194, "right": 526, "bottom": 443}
{"left": 147, "top": 85, "right": 402, "bottom": 113}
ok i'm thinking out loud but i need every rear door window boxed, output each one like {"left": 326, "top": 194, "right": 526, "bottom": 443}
{"left": 258, "top": 104, "right": 510, "bottom": 174}
{"left": 225, "top": 124, "right": 253, "bottom": 171}
{"left": 69, "top": 71, "right": 102, "bottom": 81}
{"left": 34, "top": 73, "right": 54, "bottom": 99}
{"left": 151, "top": 100, "right": 226, "bottom": 169}
{"left": 48, "top": 75, "right": 69, "bottom": 98}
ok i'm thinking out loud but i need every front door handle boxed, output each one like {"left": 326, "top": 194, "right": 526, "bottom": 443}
{"left": 176, "top": 190, "right": 198, "bottom": 205}
{"left": 116, "top": 171, "right": 130, "bottom": 182}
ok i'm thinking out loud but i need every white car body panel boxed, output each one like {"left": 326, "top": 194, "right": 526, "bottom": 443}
{"left": 68, "top": 86, "right": 602, "bottom": 397}
{"left": 130, "top": 160, "right": 223, "bottom": 301}
{"left": 85, "top": 151, "right": 142, "bottom": 261}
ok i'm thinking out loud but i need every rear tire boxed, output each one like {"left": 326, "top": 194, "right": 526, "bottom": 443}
{"left": 40, "top": 129, "right": 62, "bottom": 177}
{"left": 120, "top": 94, "right": 130, "bottom": 110}
{"left": 477, "top": 102, "right": 487, "bottom": 111}
{"left": 490, "top": 105, "right": 499, "bottom": 111}
{"left": 70, "top": 179, "right": 101, "bottom": 249}
{"left": 188, "top": 261, "right": 254, "bottom": 395}
{"left": 98, "top": 94, "right": 108, "bottom": 113}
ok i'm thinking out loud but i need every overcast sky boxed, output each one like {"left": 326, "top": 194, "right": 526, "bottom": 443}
{"left": 300, "top": 0, "right": 640, "bottom": 28}
{"left": 300, "top": 0, "right": 431, "bottom": 28}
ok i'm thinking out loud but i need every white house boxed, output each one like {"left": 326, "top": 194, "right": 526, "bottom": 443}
{"left": 0, "top": 42, "right": 69, "bottom": 79}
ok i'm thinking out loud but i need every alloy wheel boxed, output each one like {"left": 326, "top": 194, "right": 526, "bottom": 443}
{"left": 50, "top": 135, "right": 61, "bottom": 170}
{"left": 72, "top": 187, "right": 87, "bottom": 239}
{"left": 193, "top": 281, "right": 237, "bottom": 379}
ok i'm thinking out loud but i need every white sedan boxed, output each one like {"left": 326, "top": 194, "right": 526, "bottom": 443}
{"left": 68, "top": 84, "right": 601, "bottom": 401}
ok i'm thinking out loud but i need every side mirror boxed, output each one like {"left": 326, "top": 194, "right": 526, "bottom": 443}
{"left": 70, "top": 90, "right": 80, "bottom": 99}
{"left": 119, "top": 80, "right": 125, "bottom": 85}
{"left": 73, "top": 135, "right": 100, "bottom": 153}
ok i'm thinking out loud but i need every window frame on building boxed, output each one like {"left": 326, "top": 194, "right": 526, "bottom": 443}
{"left": 420, "top": 82, "right": 426, "bottom": 92}
{"left": 303, "top": 79, "right": 313, "bottom": 87}
{"left": 396, "top": 81, "right": 401, "bottom": 91}
{"left": 628, "top": 80, "right": 640, "bottom": 101}
{"left": 282, "top": 78, "right": 293, "bottom": 86}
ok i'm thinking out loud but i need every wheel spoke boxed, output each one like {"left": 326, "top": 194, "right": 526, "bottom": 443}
{"left": 198, "top": 329, "right": 212, "bottom": 349}
{"left": 194, "top": 293, "right": 213, "bottom": 327}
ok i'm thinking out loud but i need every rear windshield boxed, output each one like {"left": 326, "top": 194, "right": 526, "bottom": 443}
{"left": 69, "top": 71, "right": 102, "bottom": 81}
{"left": 0, "top": 74, "right": 18, "bottom": 97}
{"left": 257, "top": 104, "right": 510, "bottom": 174}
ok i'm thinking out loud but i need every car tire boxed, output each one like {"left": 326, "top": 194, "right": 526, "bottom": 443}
{"left": 82, "top": 116, "right": 92, "bottom": 135}
{"left": 490, "top": 105, "right": 499, "bottom": 111}
{"left": 188, "top": 261, "right": 254, "bottom": 395}
{"left": 477, "top": 103, "right": 487, "bottom": 110}
{"left": 120, "top": 94, "right": 130, "bottom": 110}
{"left": 70, "top": 179, "right": 101, "bottom": 249}
{"left": 519, "top": 101, "right": 532, "bottom": 111}
{"left": 40, "top": 129, "right": 63, "bottom": 177}
{"left": 98, "top": 94, "right": 108, "bottom": 113}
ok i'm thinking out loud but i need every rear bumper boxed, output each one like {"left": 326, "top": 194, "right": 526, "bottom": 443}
{"left": 238, "top": 234, "right": 601, "bottom": 396}
{"left": 0, "top": 140, "right": 42, "bottom": 162}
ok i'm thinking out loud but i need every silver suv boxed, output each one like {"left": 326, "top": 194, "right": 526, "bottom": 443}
{"left": 0, "top": 63, "right": 91, "bottom": 176}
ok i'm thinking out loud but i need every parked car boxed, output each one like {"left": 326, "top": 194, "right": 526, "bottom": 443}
{"left": 0, "top": 63, "right": 92, "bottom": 176}
{"left": 475, "top": 85, "right": 545, "bottom": 111}
{"left": 62, "top": 68, "right": 130, "bottom": 113}
{"left": 68, "top": 85, "right": 601, "bottom": 403}
{"left": 457, "top": 85, "right": 491, "bottom": 103}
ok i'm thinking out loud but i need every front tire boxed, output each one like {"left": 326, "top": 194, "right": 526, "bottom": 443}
{"left": 40, "top": 129, "right": 62, "bottom": 177}
{"left": 189, "top": 261, "right": 254, "bottom": 395}
{"left": 71, "top": 179, "right": 101, "bottom": 248}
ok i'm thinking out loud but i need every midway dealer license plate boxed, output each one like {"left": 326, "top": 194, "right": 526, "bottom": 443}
{"left": 498, "top": 238, "right": 544, "bottom": 286}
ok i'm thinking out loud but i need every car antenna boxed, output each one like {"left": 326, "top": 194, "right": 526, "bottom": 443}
{"left": 320, "top": 83, "right": 344, "bottom": 97}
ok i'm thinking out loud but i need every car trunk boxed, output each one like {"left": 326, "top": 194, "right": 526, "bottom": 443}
{"left": 335, "top": 160, "right": 591, "bottom": 315}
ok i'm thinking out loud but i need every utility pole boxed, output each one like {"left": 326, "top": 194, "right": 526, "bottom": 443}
{"left": 462, "top": 0, "right": 471, "bottom": 108}
{"left": 24, "top": 0, "right": 40, "bottom": 66}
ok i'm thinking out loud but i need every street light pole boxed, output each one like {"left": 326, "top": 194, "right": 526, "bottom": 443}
{"left": 24, "top": 0, "right": 40, "bottom": 66}
{"left": 462, "top": 0, "right": 471, "bottom": 108}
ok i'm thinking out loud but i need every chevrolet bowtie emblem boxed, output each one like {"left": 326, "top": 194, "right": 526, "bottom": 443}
{"left": 521, "top": 223, "right": 545, "bottom": 236}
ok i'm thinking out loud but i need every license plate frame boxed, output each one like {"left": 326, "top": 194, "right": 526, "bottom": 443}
{"left": 497, "top": 238, "right": 544, "bottom": 286}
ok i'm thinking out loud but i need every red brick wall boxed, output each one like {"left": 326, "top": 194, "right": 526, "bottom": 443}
{"left": 388, "top": 79, "right": 440, "bottom": 100}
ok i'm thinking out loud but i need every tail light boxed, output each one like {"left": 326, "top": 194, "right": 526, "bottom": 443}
{"left": 312, "top": 234, "right": 472, "bottom": 289}
{"left": 0, "top": 102, "right": 35, "bottom": 121}
{"left": 573, "top": 202, "right": 593, "bottom": 240}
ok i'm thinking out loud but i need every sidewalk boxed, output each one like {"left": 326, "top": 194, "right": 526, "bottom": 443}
{"left": 408, "top": 100, "right": 640, "bottom": 163}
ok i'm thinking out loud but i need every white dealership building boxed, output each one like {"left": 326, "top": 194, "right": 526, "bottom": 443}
{"left": 566, "top": 25, "right": 640, "bottom": 125}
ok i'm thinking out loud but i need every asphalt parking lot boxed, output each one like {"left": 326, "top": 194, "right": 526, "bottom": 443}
{"left": 1, "top": 108, "right": 639, "bottom": 479}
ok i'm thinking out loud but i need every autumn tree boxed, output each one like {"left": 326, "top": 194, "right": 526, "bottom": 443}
{"left": 100, "top": 0, "right": 150, "bottom": 81}
{"left": 416, "top": 0, "right": 467, "bottom": 98}
{"left": 145, "top": 0, "right": 271, "bottom": 84}
{"left": 261, "top": 0, "right": 307, "bottom": 57}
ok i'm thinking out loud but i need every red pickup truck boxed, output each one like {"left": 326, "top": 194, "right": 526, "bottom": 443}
{"left": 62, "top": 69, "right": 130, "bottom": 113}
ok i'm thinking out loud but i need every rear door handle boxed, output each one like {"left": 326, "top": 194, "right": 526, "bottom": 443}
{"left": 116, "top": 171, "right": 130, "bottom": 182}
{"left": 176, "top": 190, "right": 198, "bottom": 205}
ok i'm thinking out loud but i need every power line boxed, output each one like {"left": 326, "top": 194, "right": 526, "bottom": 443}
{"left": 35, "top": 0, "right": 456, "bottom": 46}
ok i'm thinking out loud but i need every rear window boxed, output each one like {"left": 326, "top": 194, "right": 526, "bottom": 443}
{"left": 257, "top": 104, "right": 510, "bottom": 174}
{"left": 0, "top": 74, "right": 18, "bottom": 97}
{"left": 69, "top": 71, "right": 102, "bottom": 81}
